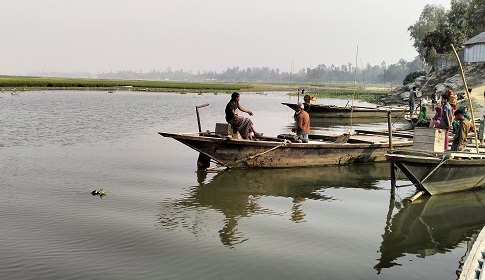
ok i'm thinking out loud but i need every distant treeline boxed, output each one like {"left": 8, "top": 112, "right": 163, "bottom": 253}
{"left": 31, "top": 57, "right": 425, "bottom": 85}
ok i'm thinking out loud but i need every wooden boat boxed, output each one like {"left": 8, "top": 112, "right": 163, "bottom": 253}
{"left": 386, "top": 149, "right": 485, "bottom": 195}
{"left": 282, "top": 102, "right": 406, "bottom": 118}
{"left": 460, "top": 225, "right": 485, "bottom": 279}
{"left": 374, "top": 190, "right": 485, "bottom": 272}
{"left": 160, "top": 129, "right": 413, "bottom": 169}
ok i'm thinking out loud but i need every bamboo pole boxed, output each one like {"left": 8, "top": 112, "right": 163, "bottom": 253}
{"left": 450, "top": 44, "right": 479, "bottom": 153}
{"left": 350, "top": 46, "right": 358, "bottom": 130}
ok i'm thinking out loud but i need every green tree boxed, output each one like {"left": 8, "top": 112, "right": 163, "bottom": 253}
{"left": 408, "top": 4, "right": 447, "bottom": 59}
{"left": 465, "top": 0, "right": 485, "bottom": 37}
{"left": 448, "top": 0, "right": 471, "bottom": 38}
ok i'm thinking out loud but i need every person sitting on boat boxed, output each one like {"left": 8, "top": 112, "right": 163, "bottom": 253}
{"left": 429, "top": 106, "right": 442, "bottom": 128}
{"left": 225, "top": 92, "right": 263, "bottom": 140}
{"left": 452, "top": 105, "right": 471, "bottom": 134}
{"left": 415, "top": 106, "right": 429, "bottom": 127}
{"left": 451, "top": 109, "right": 472, "bottom": 152}
{"left": 436, "top": 94, "right": 453, "bottom": 151}
{"left": 291, "top": 103, "right": 310, "bottom": 142}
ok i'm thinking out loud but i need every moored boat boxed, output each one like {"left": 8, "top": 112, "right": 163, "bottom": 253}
{"left": 386, "top": 149, "right": 485, "bottom": 195}
{"left": 282, "top": 102, "right": 406, "bottom": 118}
{"left": 160, "top": 129, "right": 413, "bottom": 169}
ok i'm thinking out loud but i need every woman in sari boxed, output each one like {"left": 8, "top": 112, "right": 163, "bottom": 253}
{"left": 225, "top": 92, "right": 262, "bottom": 140}
{"left": 429, "top": 106, "right": 442, "bottom": 128}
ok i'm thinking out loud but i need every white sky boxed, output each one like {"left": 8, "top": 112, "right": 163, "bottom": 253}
{"left": 1, "top": 0, "right": 451, "bottom": 75}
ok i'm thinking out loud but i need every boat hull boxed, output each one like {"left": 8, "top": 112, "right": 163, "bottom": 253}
{"left": 282, "top": 102, "right": 406, "bottom": 118}
{"left": 387, "top": 150, "right": 485, "bottom": 195}
{"left": 161, "top": 133, "right": 412, "bottom": 168}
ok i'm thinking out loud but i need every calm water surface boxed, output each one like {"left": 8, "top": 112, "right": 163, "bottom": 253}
{"left": 1, "top": 90, "right": 484, "bottom": 280}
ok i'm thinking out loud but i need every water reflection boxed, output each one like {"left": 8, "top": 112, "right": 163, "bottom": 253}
{"left": 158, "top": 163, "right": 393, "bottom": 248}
{"left": 375, "top": 190, "right": 485, "bottom": 273}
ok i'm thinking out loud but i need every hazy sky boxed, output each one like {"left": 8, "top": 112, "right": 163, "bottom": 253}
{"left": 1, "top": 0, "right": 451, "bottom": 75}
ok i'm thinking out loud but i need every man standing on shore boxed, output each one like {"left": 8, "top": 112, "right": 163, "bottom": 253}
{"left": 479, "top": 91, "right": 485, "bottom": 144}
{"left": 409, "top": 86, "right": 418, "bottom": 116}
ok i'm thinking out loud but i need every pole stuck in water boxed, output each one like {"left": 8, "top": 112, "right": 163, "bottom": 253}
{"left": 195, "top": 103, "right": 211, "bottom": 169}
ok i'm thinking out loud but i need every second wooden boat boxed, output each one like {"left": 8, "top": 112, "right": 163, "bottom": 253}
{"left": 282, "top": 102, "right": 406, "bottom": 118}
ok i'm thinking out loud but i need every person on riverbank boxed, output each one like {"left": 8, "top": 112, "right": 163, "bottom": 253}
{"left": 446, "top": 86, "right": 457, "bottom": 112}
{"left": 436, "top": 94, "right": 453, "bottom": 150}
{"left": 225, "top": 92, "right": 263, "bottom": 140}
{"left": 415, "top": 106, "right": 429, "bottom": 127}
{"left": 451, "top": 109, "right": 472, "bottom": 151}
{"left": 479, "top": 92, "right": 485, "bottom": 142}
{"left": 429, "top": 106, "right": 442, "bottom": 128}
{"left": 409, "top": 86, "right": 418, "bottom": 116}
{"left": 452, "top": 105, "right": 471, "bottom": 133}
{"left": 431, "top": 88, "right": 438, "bottom": 110}
{"left": 292, "top": 103, "right": 310, "bottom": 142}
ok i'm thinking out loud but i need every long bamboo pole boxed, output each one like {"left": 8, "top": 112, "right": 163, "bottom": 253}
{"left": 350, "top": 46, "right": 358, "bottom": 130}
{"left": 450, "top": 44, "right": 479, "bottom": 153}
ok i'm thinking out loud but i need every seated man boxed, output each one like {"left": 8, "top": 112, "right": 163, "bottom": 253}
{"left": 225, "top": 92, "right": 262, "bottom": 140}
{"left": 451, "top": 109, "right": 472, "bottom": 151}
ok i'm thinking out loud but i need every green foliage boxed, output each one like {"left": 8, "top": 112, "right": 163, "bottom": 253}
{"left": 403, "top": 71, "right": 426, "bottom": 85}
{"left": 466, "top": 0, "right": 485, "bottom": 37}
{"left": 411, "top": 0, "right": 485, "bottom": 67}
{"left": 0, "top": 76, "right": 251, "bottom": 91}
{"left": 408, "top": 4, "right": 447, "bottom": 59}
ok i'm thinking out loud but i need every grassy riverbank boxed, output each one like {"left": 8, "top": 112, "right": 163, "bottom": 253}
{"left": 0, "top": 75, "right": 390, "bottom": 103}
{"left": 0, "top": 75, "right": 252, "bottom": 92}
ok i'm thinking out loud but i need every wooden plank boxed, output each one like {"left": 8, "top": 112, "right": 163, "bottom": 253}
{"left": 449, "top": 153, "right": 485, "bottom": 159}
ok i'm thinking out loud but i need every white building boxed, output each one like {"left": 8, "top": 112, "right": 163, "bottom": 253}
{"left": 464, "top": 32, "right": 485, "bottom": 64}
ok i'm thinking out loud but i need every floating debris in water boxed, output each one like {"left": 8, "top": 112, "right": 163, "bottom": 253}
{"left": 91, "top": 189, "right": 106, "bottom": 196}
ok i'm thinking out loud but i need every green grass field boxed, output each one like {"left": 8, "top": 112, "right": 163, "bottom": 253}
{"left": 0, "top": 76, "right": 390, "bottom": 102}
{"left": 0, "top": 76, "right": 251, "bottom": 91}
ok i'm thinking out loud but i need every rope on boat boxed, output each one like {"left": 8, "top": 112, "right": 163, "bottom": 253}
{"left": 204, "top": 139, "right": 292, "bottom": 171}
{"left": 419, "top": 154, "right": 449, "bottom": 185}
{"left": 235, "top": 139, "right": 292, "bottom": 163}
{"left": 394, "top": 154, "right": 449, "bottom": 189}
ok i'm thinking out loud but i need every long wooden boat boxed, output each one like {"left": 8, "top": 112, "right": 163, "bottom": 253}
{"left": 160, "top": 130, "right": 413, "bottom": 168}
{"left": 282, "top": 102, "right": 406, "bottom": 118}
{"left": 386, "top": 149, "right": 485, "bottom": 195}
{"left": 374, "top": 190, "right": 485, "bottom": 272}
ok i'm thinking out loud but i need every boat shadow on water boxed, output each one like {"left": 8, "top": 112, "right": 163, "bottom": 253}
{"left": 374, "top": 189, "right": 485, "bottom": 274}
{"left": 157, "top": 163, "right": 393, "bottom": 248}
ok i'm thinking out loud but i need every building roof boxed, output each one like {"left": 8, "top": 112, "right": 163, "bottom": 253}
{"left": 464, "top": 32, "right": 485, "bottom": 45}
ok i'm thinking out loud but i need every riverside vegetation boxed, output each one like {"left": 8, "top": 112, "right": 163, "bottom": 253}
{"left": 0, "top": 75, "right": 390, "bottom": 103}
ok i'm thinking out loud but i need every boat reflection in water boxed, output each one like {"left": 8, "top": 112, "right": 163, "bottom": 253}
{"left": 374, "top": 190, "right": 485, "bottom": 273}
{"left": 158, "top": 163, "right": 393, "bottom": 248}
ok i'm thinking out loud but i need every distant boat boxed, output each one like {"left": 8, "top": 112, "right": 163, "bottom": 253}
{"left": 282, "top": 102, "right": 406, "bottom": 118}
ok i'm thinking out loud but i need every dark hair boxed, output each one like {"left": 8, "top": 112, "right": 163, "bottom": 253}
{"left": 412, "top": 86, "right": 417, "bottom": 90}
{"left": 231, "top": 92, "right": 240, "bottom": 100}
{"left": 441, "top": 94, "right": 449, "bottom": 101}
{"left": 454, "top": 109, "right": 464, "bottom": 116}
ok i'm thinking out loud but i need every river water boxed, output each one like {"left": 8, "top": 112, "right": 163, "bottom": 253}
{"left": 1, "top": 90, "right": 485, "bottom": 280}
